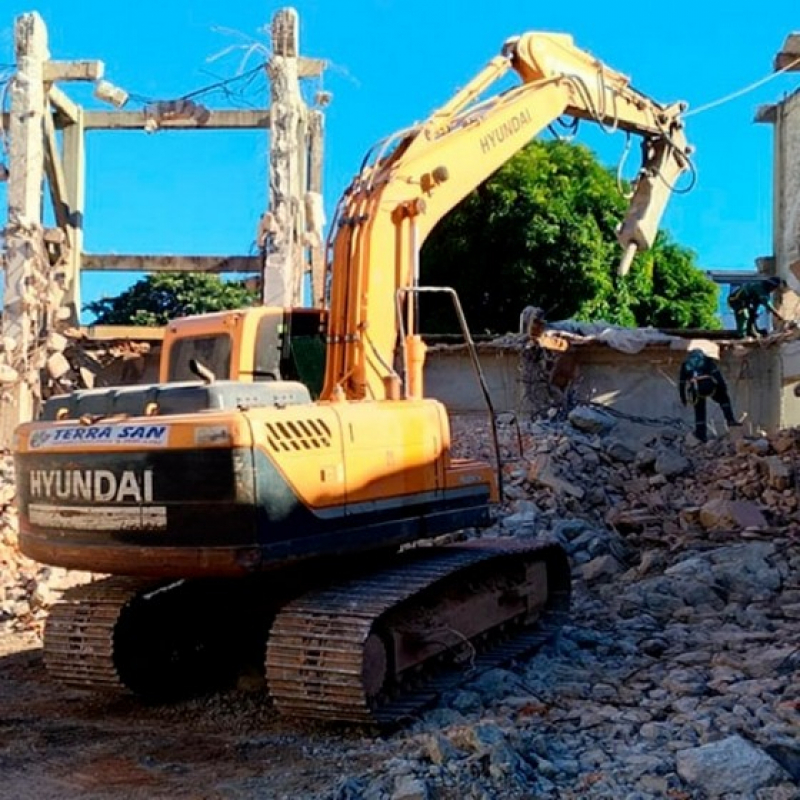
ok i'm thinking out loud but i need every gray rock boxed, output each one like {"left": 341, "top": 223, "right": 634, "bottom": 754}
{"left": 635, "top": 775, "right": 673, "bottom": 795}
{"left": 748, "top": 438, "right": 772, "bottom": 456}
{"left": 634, "top": 446, "right": 658, "bottom": 469}
{"left": 552, "top": 518, "right": 592, "bottom": 541}
{"left": 581, "top": 554, "right": 624, "bottom": 583}
{"left": 444, "top": 689, "right": 482, "bottom": 714}
{"left": 654, "top": 450, "right": 691, "bottom": 478}
{"left": 501, "top": 500, "right": 538, "bottom": 531}
{"left": 332, "top": 778, "right": 370, "bottom": 800}
{"left": 568, "top": 405, "right": 614, "bottom": 434}
{"left": 706, "top": 543, "right": 782, "bottom": 599}
{"left": 419, "top": 708, "right": 465, "bottom": 728}
{"left": 623, "top": 752, "right": 666, "bottom": 775}
{"left": 391, "top": 775, "right": 428, "bottom": 800}
{"left": 420, "top": 733, "right": 461, "bottom": 766}
{"left": 468, "top": 668, "right": 521, "bottom": 701}
{"left": 605, "top": 439, "right": 637, "bottom": 463}
{"left": 619, "top": 571, "right": 722, "bottom": 618}
{"left": 676, "top": 734, "right": 788, "bottom": 797}
{"left": 756, "top": 785, "right": 800, "bottom": 800}
{"left": 764, "top": 741, "right": 800, "bottom": 781}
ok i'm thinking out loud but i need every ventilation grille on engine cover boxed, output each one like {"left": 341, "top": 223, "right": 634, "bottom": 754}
{"left": 265, "top": 418, "right": 332, "bottom": 452}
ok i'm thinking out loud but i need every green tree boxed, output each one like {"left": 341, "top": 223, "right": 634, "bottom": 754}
{"left": 84, "top": 273, "right": 258, "bottom": 326}
{"left": 420, "top": 139, "right": 719, "bottom": 333}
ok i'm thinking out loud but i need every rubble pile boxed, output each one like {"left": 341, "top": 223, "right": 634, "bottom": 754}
{"left": 330, "top": 408, "right": 800, "bottom": 799}
{"left": 489, "top": 406, "right": 800, "bottom": 564}
{"left": 1, "top": 317, "right": 151, "bottom": 406}
{"left": 42, "top": 332, "right": 151, "bottom": 394}
{"left": 1, "top": 407, "right": 800, "bottom": 797}
{"left": 0, "top": 452, "right": 93, "bottom": 635}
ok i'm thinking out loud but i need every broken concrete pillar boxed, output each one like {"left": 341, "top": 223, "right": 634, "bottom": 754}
{"left": 263, "top": 7, "right": 306, "bottom": 307}
{"left": 307, "top": 109, "right": 325, "bottom": 306}
{"left": 1, "top": 13, "right": 50, "bottom": 448}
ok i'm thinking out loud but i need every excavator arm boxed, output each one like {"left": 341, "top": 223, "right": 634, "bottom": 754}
{"left": 322, "top": 32, "right": 691, "bottom": 402}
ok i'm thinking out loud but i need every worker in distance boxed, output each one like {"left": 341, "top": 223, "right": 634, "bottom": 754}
{"left": 727, "top": 277, "right": 787, "bottom": 338}
{"left": 678, "top": 348, "right": 742, "bottom": 443}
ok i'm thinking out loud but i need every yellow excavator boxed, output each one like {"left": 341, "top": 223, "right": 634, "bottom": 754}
{"left": 14, "top": 32, "right": 691, "bottom": 724}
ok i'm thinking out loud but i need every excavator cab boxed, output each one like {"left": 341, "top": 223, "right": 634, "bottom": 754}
{"left": 161, "top": 306, "right": 327, "bottom": 398}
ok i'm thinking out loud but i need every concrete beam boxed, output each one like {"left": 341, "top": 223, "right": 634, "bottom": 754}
{"left": 707, "top": 269, "right": 768, "bottom": 284}
{"left": 81, "top": 324, "right": 165, "bottom": 341}
{"left": 48, "top": 84, "right": 80, "bottom": 123}
{"left": 775, "top": 33, "right": 800, "bottom": 71}
{"left": 82, "top": 109, "right": 270, "bottom": 130}
{"left": 755, "top": 103, "right": 778, "bottom": 124}
{"left": 81, "top": 254, "right": 261, "bottom": 273}
{"left": 308, "top": 109, "right": 325, "bottom": 306}
{"left": 7, "top": 109, "right": 271, "bottom": 130}
{"left": 43, "top": 59, "right": 104, "bottom": 81}
{"left": 42, "top": 110, "right": 72, "bottom": 230}
{"left": 298, "top": 57, "right": 326, "bottom": 78}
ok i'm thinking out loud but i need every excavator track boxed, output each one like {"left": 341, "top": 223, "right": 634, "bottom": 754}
{"left": 43, "top": 541, "right": 569, "bottom": 725}
{"left": 265, "top": 539, "right": 570, "bottom": 725}
{"left": 43, "top": 575, "right": 275, "bottom": 700}
{"left": 43, "top": 577, "right": 158, "bottom": 691}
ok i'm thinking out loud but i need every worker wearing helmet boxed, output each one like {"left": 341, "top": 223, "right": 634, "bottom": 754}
{"left": 678, "top": 349, "right": 741, "bottom": 443}
{"left": 727, "top": 277, "right": 786, "bottom": 338}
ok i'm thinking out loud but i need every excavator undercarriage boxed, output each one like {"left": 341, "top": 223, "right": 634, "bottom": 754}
{"left": 43, "top": 540, "right": 569, "bottom": 725}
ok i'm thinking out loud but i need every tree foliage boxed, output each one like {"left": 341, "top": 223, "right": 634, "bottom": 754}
{"left": 84, "top": 273, "right": 258, "bottom": 326}
{"left": 420, "top": 139, "right": 719, "bottom": 334}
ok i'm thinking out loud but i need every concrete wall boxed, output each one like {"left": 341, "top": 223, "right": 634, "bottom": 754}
{"left": 778, "top": 337, "right": 800, "bottom": 428}
{"left": 425, "top": 347, "right": 523, "bottom": 417}
{"left": 78, "top": 333, "right": 800, "bottom": 437}
{"left": 427, "top": 340, "right": 795, "bottom": 436}
{"left": 776, "top": 89, "right": 800, "bottom": 281}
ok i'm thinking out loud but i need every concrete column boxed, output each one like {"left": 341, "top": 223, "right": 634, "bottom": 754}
{"left": 263, "top": 7, "right": 306, "bottom": 307}
{"left": 1, "top": 12, "right": 50, "bottom": 447}
{"left": 307, "top": 109, "right": 325, "bottom": 306}
{"left": 62, "top": 107, "right": 85, "bottom": 323}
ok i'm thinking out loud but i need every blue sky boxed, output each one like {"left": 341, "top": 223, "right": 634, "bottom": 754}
{"left": 1, "top": 0, "right": 799, "bottom": 319}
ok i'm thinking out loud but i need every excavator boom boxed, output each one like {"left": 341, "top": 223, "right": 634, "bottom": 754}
{"left": 323, "top": 31, "right": 691, "bottom": 402}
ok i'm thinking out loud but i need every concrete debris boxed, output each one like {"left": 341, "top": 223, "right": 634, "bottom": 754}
{"left": 0, "top": 363, "right": 19, "bottom": 383}
{"left": 699, "top": 496, "right": 768, "bottom": 530}
{"left": 567, "top": 405, "right": 614, "bottom": 434}
{"left": 526, "top": 454, "right": 585, "bottom": 499}
{"left": 2, "top": 403, "right": 800, "bottom": 798}
{"left": 1, "top": 453, "right": 94, "bottom": 636}
{"left": 676, "top": 735, "right": 789, "bottom": 797}
{"left": 335, "top": 407, "right": 800, "bottom": 799}
{"left": 45, "top": 350, "right": 71, "bottom": 380}
{"left": 654, "top": 449, "right": 691, "bottom": 479}
{"left": 40, "top": 332, "right": 151, "bottom": 398}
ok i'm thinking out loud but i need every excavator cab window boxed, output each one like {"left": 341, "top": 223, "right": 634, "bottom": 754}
{"left": 166, "top": 334, "right": 232, "bottom": 382}
{"left": 254, "top": 310, "right": 326, "bottom": 398}
{"left": 253, "top": 315, "right": 282, "bottom": 381}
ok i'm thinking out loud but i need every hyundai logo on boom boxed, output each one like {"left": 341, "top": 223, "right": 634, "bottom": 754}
{"left": 479, "top": 109, "right": 533, "bottom": 154}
